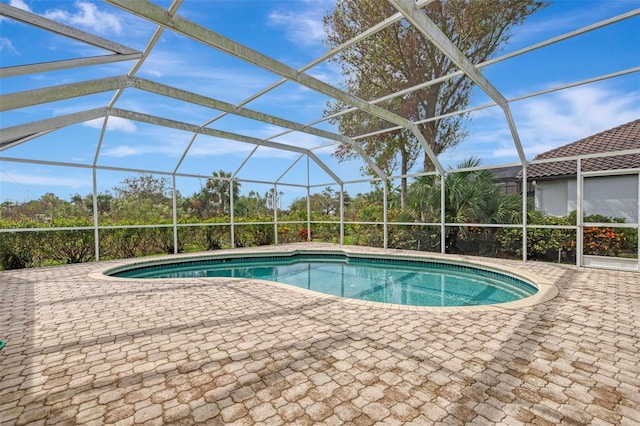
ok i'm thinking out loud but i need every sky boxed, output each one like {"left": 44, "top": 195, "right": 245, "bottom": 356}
{"left": 1, "top": 0, "right": 639, "bottom": 207}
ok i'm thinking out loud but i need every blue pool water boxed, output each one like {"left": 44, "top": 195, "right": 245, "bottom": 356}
{"left": 111, "top": 253, "right": 537, "bottom": 307}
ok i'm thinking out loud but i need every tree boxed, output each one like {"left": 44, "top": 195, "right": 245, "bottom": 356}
{"left": 235, "top": 190, "right": 271, "bottom": 217}
{"left": 112, "top": 175, "right": 174, "bottom": 222}
{"left": 85, "top": 191, "right": 113, "bottom": 217}
{"left": 406, "top": 157, "right": 521, "bottom": 252}
{"left": 194, "top": 170, "right": 241, "bottom": 217}
{"left": 265, "top": 188, "right": 284, "bottom": 212}
{"left": 324, "top": 0, "right": 545, "bottom": 209}
{"left": 287, "top": 187, "right": 346, "bottom": 217}
{"left": 113, "top": 175, "right": 172, "bottom": 204}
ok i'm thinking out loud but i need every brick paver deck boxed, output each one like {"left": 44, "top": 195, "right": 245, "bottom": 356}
{"left": 1, "top": 244, "right": 639, "bottom": 425}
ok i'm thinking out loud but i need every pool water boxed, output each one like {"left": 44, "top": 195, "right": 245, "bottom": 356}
{"left": 112, "top": 254, "right": 537, "bottom": 307}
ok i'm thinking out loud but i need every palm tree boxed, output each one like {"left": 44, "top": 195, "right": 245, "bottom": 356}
{"left": 407, "top": 157, "right": 521, "bottom": 253}
{"left": 204, "top": 170, "right": 241, "bottom": 216}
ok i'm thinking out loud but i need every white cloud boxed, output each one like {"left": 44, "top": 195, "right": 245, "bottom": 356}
{"left": 268, "top": 1, "right": 334, "bottom": 46}
{"left": 9, "top": 0, "right": 30, "bottom": 11}
{"left": 513, "top": 85, "right": 639, "bottom": 155}
{"left": 44, "top": 1, "right": 122, "bottom": 35}
{"left": 100, "top": 140, "right": 185, "bottom": 158}
{"left": 189, "top": 138, "right": 255, "bottom": 158}
{"left": 1, "top": 1, "right": 29, "bottom": 53}
{"left": 0, "top": 38, "right": 19, "bottom": 54}
{"left": 1, "top": 171, "right": 88, "bottom": 188}
{"left": 464, "top": 84, "right": 640, "bottom": 162}
{"left": 84, "top": 117, "right": 137, "bottom": 133}
{"left": 100, "top": 127, "right": 197, "bottom": 159}
{"left": 139, "top": 49, "right": 277, "bottom": 100}
{"left": 100, "top": 145, "right": 140, "bottom": 158}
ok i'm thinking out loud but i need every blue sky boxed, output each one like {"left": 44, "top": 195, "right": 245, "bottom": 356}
{"left": 1, "top": 0, "right": 639, "bottom": 207}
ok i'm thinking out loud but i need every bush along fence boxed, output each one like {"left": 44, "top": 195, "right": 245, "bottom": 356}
{"left": 0, "top": 217, "right": 321, "bottom": 270}
{"left": 1, "top": 213, "right": 637, "bottom": 270}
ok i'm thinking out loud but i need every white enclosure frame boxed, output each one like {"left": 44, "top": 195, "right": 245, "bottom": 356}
{"left": 1, "top": 1, "right": 639, "bottom": 268}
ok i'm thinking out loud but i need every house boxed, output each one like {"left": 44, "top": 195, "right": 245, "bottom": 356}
{"left": 524, "top": 119, "right": 640, "bottom": 223}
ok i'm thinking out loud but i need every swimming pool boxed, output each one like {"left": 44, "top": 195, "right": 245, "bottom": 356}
{"left": 108, "top": 251, "right": 538, "bottom": 307}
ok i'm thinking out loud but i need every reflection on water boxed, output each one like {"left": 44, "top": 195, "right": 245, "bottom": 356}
{"left": 117, "top": 256, "right": 536, "bottom": 307}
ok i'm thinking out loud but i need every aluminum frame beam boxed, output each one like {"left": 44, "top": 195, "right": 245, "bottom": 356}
{"left": 104, "top": 0, "right": 444, "bottom": 175}
{"left": 352, "top": 66, "right": 640, "bottom": 141}
{"left": 135, "top": 79, "right": 352, "bottom": 147}
{"left": 0, "top": 103, "right": 342, "bottom": 184}
{"left": 133, "top": 78, "right": 385, "bottom": 179}
{"left": 0, "top": 74, "right": 384, "bottom": 180}
{"left": 0, "top": 108, "right": 107, "bottom": 150}
{"left": 202, "top": 11, "right": 404, "bottom": 136}
{"left": 0, "top": 3, "right": 139, "bottom": 55}
{"left": 107, "top": 108, "right": 342, "bottom": 184}
{"left": 0, "top": 76, "right": 130, "bottom": 111}
{"left": 0, "top": 53, "right": 142, "bottom": 78}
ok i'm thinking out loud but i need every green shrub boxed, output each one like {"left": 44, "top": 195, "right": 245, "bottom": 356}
{"left": 235, "top": 221, "right": 273, "bottom": 247}
{"left": 100, "top": 227, "right": 147, "bottom": 259}
{"left": 149, "top": 226, "right": 183, "bottom": 254}
{"left": 36, "top": 219, "right": 94, "bottom": 264}
{"left": 0, "top": 232, "right": 35, "bottom": 269}
{"left": 497, "top": 212, "right": 574, "bottom": 262}
{"left": 387, "top": 225, "right": 440, "bottom": 252}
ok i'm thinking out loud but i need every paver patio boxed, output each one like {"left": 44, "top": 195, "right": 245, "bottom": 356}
{"left": 1, "top": 243, "right": 639, "bottom": 425}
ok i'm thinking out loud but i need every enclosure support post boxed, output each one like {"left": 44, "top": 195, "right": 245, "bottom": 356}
{"left": 637, "top": 173, "right": 640, "bottom": 271}
{"left": 172, "top": 175, "right": 178, "bottom": 255}
{"left": 340, "top": 184, "right": 345, "bottom": 245}
{"left": 307, "top": 156, "right": 311, "bottom": 242}
{"left": 230, "top": 179, "right": 235, "bottom": 248}
{"left": 522, "top": 165, "right": 528, "bottom": 262}
{"left": 273, "top": 183, "right": 278, "bottom": 245}
{"left": 440, "top": 171, "right": 446, "bottom": 254}
{"left": 576, "top": 159, "right": 583, "bottom": 267}
{"left": 383, "top": 179, "right": 388, "bottom": 249}
{"left": 92, "top": 167, "right": 100, "bottom": 261}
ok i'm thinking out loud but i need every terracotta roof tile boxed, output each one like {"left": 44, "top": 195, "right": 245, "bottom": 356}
{"left": 522, "top": 119, "right": 640, "bottom": 179}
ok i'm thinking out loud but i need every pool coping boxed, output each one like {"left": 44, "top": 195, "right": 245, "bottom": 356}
{"left": 89, "top": 243, "right": 559, "bottom": 313}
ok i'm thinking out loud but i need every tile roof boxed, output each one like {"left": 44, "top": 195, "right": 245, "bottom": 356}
{"left": 523, "top": 119, "right": 640, "bottom": 180}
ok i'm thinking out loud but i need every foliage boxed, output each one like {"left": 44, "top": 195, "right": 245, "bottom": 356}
{"left": 202, "top": 220, "right": 231, "bottom": 250}
{"left": 114, "top": 175, "right": 172, "bottom": 203}
{"left": 498, "top": 211, "right": 574, "bottom": 261}
{"left": 583, "top": 227, "right": 626, "bottom": 256}
{"left": 45, "top": 219, "right": 95, "bottom": 264}
{"left": 0, "top": 230, "right": 35, "bottom": 269}
{"left": 0, "top": 218, "right": 95, "bottom": 268}
{"left": 298, "top": 228, "right": 312, "bottom": 242}
{"left": 149, "top": 226, "right": 184, "bottom": 255}
{"left": 387, "top": 225, "right": 440, "bottom": 252}
{"left": 405, "top": 157, "right": 522, "bottom": 253}
{"left": 289, "top": 187, "right": 345, "bottom": 217}
{"left": 235, "top": 190, "right": 273, "bottom": 217}
{"left": 100, "top": 227, "right": 149, "bottom": 259}
{"left": 235, "top": 221, "right": 274, "bottom": 247}
{"left": 312, "top": 223, "right": 341, "bottom": 243}
{"left": 2, "top": 164, "right": 636, "bottom": 269}
{"left": 576, "top": 212, "right": 635, "bottom": 256}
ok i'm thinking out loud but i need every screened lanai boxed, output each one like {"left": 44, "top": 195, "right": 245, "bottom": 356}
{"left": 3, "top": 3, "right": 640, "bottom": 425}
{"left": 1, "top": 0, "right": 639, "bottom": 270}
